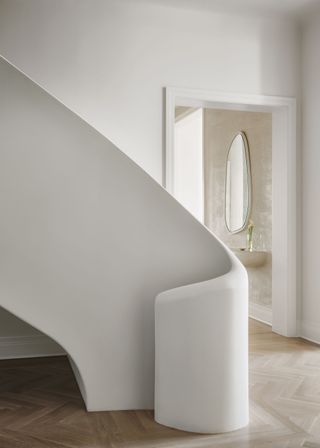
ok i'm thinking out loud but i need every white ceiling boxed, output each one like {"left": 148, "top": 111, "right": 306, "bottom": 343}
{"left": 141, "top": 0, "right": 320, "bottom": 19}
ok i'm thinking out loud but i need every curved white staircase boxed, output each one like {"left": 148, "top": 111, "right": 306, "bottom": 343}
{"left": 0, "top": 55, "right": 248, "bottom": 429}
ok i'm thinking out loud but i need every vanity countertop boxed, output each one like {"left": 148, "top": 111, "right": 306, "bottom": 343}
{"left": 231, "top": 248, "right": 267, "bottom": 268}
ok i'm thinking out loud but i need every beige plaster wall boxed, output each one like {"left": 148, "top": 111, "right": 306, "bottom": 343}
{"left": 204, "top": 109, "right": 272, "bottom": 311}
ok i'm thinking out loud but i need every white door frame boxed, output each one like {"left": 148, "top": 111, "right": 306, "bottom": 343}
{"left": 165, "top": 87, "right": 297, "bottom": 337}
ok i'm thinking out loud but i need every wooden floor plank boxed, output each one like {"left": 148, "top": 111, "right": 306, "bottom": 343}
{"left": 0, "top": 319, "right": 320, "bottom": 447}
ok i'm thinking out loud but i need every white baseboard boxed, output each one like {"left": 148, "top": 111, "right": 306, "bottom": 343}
{"left": 0, "top": 335, "right": 65, "bottom": 360}
{"left": 299, "top": 320, "right": 320, "bottom": 345}
{"left": 249, "top": 302, "right": 272, "bottom": 326}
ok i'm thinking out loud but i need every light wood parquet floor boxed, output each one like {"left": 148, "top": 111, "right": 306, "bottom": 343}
{"left": 0, "top": 319, "right": 320, "bottom": 447}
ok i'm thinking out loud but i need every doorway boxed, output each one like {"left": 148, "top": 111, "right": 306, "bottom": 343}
{"left": 165, "top": 87, "right": 297, "bottom": 337}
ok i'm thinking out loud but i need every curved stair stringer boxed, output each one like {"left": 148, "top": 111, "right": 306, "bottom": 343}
{"left": 0, "top": 55, "right": 248, "bottom": 413}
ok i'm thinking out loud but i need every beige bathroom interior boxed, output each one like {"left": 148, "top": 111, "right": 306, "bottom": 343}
{"left": 175, "top": 107, "right": 272, "bottom": 324}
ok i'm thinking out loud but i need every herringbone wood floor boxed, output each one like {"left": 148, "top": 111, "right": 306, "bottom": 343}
{"left": 0, "top": 320, "right": 320, "bottom": 447}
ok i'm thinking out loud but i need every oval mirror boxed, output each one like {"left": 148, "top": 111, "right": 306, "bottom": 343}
{"left": 225, "top": 132, "right": 252, "bottom": 233}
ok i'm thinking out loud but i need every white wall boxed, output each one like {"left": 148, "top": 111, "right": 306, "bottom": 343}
{"left": 0, "top": 0, "right": 300, "bottom": 184}
{"left": 0, "top": 0, "right": 300, "bottom": 346}
{"left": 174, "top": 109, "right": 203, "bottom": 221}
{"left": 301, "top": 10, "right": 320, "bottom": 343}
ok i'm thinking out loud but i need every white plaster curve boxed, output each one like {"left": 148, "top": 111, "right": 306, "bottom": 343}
{"left": 0, "top": 54, "right": 248, "bottom": 429}
{"left": 155, "top": 252, "right": 249, "bottom": 433}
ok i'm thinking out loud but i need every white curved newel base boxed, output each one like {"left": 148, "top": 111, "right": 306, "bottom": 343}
{"left": 155, "top": 263, "right": 249, "bottom": 434}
